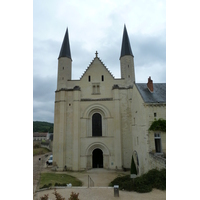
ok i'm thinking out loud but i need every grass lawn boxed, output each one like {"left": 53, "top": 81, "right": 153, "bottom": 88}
{"left": 39, "top": 173, "right": 82, "bottom": 188}
{"left": 33, "top": 147, "right": 51, "bottom": 156}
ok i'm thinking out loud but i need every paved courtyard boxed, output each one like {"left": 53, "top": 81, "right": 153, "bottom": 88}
{"left": 34, "top": 187, "right": 166, "bottom": 200}
{"left": 33, "top": 155, "right": 166, "bottom": 200}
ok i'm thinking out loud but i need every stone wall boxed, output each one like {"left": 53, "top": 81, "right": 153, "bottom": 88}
{"left": 148, "top": 152, "right": 166, "bottom": 170}
{"left": 41, "top": 141, "right": 52, "bottom": 151}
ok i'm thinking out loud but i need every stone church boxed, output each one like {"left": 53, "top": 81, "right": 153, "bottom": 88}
{"left": 53, "top": 25, "right": 166, "bottom": 175}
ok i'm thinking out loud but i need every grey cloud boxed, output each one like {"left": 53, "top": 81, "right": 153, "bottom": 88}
{"left": 33, "top": 75, "right": 56, "bottom": 102}
{"left": 33, "top": 75, "right": 56, "bottom": 123}
{"left": 131, "top": 33, "right": 166, "bottom": 67}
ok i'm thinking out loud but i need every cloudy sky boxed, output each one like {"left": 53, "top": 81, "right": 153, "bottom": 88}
{"left": 33, "top": 0, "right": 166, "bottom": 123}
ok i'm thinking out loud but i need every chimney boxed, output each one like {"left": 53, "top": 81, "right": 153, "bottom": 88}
{"left": 147, "top": 76, "right": 153, "bottom": 92}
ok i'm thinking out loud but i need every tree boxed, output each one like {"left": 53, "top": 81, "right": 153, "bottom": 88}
{"left": 130, "top": 155, "right": 137, "bottom": 175}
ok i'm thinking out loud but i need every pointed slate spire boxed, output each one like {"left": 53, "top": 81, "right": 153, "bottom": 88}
{"left": 58, "top": 28, "right": 72, "bottom": 60}
{"left": 120, "top": 25, "right": 133, "bottom": 58}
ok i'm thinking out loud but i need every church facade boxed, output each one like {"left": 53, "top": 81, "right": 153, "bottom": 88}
{"left": 53, "top": 26, "right": 166, "bottom": 175}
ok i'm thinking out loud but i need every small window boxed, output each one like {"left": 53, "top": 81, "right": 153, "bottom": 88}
{"left": 97, "top": 85, "right": 100, "bottom": 93}
{"left": 88, "top": 76, "right": 91, "bottom": 82}
{"left": 154, "top": 113, "right": 157, "bottom": 117}
{"left": 154, "top": 133, "right": 162, "bottom": 153}
{"left": 92, "top": 84, "right": 100, "bottom": 94}
{"left": 62, "top": 77, "right": 64, "bottom": 80}
{"left": 102, "top": 75, "right": 104, "bottom": 81}
{"left": 63, "top": 67, "right": 64, "bottom": 70}
{"left": 93, "top": 85, "right": 96, "bottom": 93}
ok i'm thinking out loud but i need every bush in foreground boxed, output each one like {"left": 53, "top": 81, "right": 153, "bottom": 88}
{"left": 40, "top": 190, "right": 79, "bottom": 200}
{"left": 109, "top": 168, "right": 166, "bottom": 193}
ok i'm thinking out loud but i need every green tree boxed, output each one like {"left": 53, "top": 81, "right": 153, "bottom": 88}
{"left": 33, "top": 121, "right": 54, "bottom": 133}
{"left": 149, "top": 119, "right": 166, "bottom": 132}
{"left": 130, "top": 155, "right": 137, "bottom": 175}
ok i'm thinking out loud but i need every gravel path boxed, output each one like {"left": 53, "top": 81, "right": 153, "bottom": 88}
{"left": 33, "top": 153, "right": 51, "bottom": 194}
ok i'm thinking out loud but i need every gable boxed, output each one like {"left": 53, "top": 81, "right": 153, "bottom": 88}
{"left": 80, "top": 56, "right": 114, "bottom": 82}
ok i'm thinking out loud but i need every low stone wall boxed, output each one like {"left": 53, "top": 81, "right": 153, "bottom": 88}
{"left": 41, "top": 141, "right": 52, "bottom": 151}
{"left": 148, "top": 152, "right": 166, "bottom": 170}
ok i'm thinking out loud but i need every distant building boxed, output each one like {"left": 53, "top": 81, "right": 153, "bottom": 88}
{"left": 53, "top": 26, "right": 166, "bottom": 174}
{"left": 33, "top": 132, "right": 48, "bottom": 141}
{"left": 46, "top": 133, "right": 53, "bottom": 141}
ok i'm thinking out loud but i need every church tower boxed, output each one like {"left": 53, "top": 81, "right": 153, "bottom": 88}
{"left": 57, "top": 28, "right": 72, "bottom": 90}
{"left": 53, "top": 28, "right": 72, "bottom": 170}
{"left": 120, "top": 25, "right": 135, "bottom": 86}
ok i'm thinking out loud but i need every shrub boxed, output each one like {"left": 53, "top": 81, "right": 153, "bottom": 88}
{"left": 40, "top": 194, "right": 49, "bottom": 200}
{"left": 34, "top": 143, "right": 40, "bottom": 148}
{"left": 55, "top": 183, "right": 67, "bottom": 187}
{"left": 110, "top": 175, "right": 134, "bottom": 191}
{"left": 133, "top": 175, "right": 152, "bottom": 193}
{"left": 40, "top": 183, "right": 52, "bottom": 189}
{"left": 68, "top": 192, "right": 80, "bottom": 200}
{"left": 121, "top": 180, "right": 134, "bottom": 191}
{"left": 130, "top": 155, "right": 137, "bottom": 175}
{"left": 53, "top": 189, "right": 65, "bottom": 200}
{"left": 153, "top": 168, "right": 166, "bottom": 190}
{"left": 109, "top": 168, "right": 166, "bottom": 193}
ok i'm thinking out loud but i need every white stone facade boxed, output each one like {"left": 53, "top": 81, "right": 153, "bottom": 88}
{"left": 53, "top": 27, "right": 166, "bottom": 175}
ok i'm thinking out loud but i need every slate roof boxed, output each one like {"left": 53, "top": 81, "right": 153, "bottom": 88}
{"left": 135, "top": 83, "right": 166, "bottom": 103}
{"left": 58, "top": 28, "right": 72, "bottom": 59}
{"left": 120, "top": 25, "right": 133, "bottom": 58}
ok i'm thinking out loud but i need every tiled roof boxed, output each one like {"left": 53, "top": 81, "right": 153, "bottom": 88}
{"left": 33, "top": 132, "right": 48, "bottom": 137}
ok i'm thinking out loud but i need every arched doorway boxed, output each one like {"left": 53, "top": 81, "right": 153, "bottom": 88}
{"left": 92, "top": 148, "right": 103, "bottom": 168}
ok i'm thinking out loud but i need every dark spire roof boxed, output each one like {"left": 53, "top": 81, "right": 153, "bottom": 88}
{"left": 120, "top": 25, "right": 133, "bottom": 58}
{"left": 58, "top": 28, "right": 72, "bottom": 60}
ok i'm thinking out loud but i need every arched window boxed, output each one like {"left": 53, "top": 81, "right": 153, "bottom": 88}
{"left": 92, "top": 113, "right": 102, "bottom": 136}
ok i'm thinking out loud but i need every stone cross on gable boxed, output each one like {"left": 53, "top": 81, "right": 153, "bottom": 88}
{"left": 95, "top": 51, "right": 98, "bottom": 57}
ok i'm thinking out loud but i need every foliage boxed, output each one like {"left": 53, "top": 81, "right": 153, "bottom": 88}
{"left": 55, "top": 183, "right": 67, "bottom": 186}
{"left": 130, "top": 156, "right": 137, "bottom": 175}
{"left": 109, "top": 175, "right": 133, "bottom": 190}
{"left": 68, "top": 192, "right": 80, "bottom": 200}
{"left": 133, "top": 174, "right": 152, "bottom": 193}
{"left": 109, "top": 168, "right": 166, "bottom": 193}
{"left": 39, "top": 173, "right": 82, "bottom": 188}
{"left": 39, "top": 183, "right": 52, "bottom": 189}
{"left": 40, "top": 194, "right": 49, "bottom": 200}
{"left": 149, "top": 119, "right": 166, "bottom": 132}
{"left": 34, "top": 143, "right": 40, "bottom": 148}
{"left": 33, "top": 121, "right": 54, "bottom": 133}
{"left": 53, "top": 189, "right": 65, "bottom": 200}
